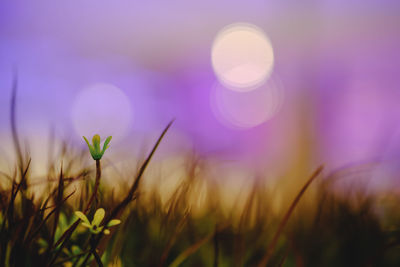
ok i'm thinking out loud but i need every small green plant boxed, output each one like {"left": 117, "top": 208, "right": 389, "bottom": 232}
{"left": 75, "top": 208, "right": 121, "bottom": 235}
{"left": 83, "top": 134, "right": 112, "bottom": 211}
{"left": 48, "top": 134, "right": 113, "bottom": 265}
{"left": 83, "top": 134, "right": 112, "bottom": 160}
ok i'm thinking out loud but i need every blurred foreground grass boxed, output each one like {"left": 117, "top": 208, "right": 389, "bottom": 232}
{"left": 1, "top": 83, "right": 400, "bottom": 267}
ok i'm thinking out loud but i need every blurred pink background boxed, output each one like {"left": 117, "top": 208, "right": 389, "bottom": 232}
{"left": 0, "top": 1, "right": 399, "bottom": 181}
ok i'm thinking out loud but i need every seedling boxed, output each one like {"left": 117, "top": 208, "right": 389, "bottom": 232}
{"left": 83, "top": 134, "right": 112, "bottom": 160}
{"left": 75, "top": 208, "right": 121, "bottom": 235}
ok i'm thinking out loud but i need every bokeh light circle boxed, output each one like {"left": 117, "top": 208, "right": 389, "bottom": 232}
{"left": 211, "top": 23, "right": 274, "bottom": 91}
{"left": 71, "top": 83, "right": 132, "bottom": 141}
{"left": 211, "top": 78, "right": 283, "bottom": 129}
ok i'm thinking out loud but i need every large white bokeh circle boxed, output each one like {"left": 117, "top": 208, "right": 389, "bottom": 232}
{"left": 211, "top": 23, "right": 274, "bottom": 91}
{"left": 71, "top": 83, "right": 132, "bottom": 141}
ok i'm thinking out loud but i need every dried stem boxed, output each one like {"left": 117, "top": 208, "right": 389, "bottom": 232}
{"left": 257, "top": 166, "right": 324, "bottom": 267}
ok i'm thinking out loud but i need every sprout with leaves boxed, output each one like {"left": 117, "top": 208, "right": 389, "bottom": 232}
{"left": 83, "top": 134, "right": 112, "bottom": 160}
{"left": 75, "top": 208, "right": 121, "bottom": 235}
{"left": 82, "top": 134, "right": 112, "bottom": 210}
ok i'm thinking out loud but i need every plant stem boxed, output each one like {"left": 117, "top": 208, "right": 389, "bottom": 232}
{"left": 257, "top": 166, "right": 324, "bottom": 267}
{"left": 81, "top": 235, "right": 104, "bottom": 267}
{"left": 86, "top": 160, "right": 101, "bottom": 211}
{"left": 88, "top": 121, "right": 174, "bottom": 262}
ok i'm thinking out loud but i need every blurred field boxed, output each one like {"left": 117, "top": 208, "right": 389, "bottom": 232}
{"left": 1, "top": 2, "right": 400, "bottom": 266}
{"left": 1, "top": 88, "right": 400, "bottom": 267}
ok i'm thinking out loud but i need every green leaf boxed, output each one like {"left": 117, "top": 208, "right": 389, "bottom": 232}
{"left": 92, "top": 134, "right": 101, "bottom": 153}
{"left": 83, "top": 136, "right": 91, "bottom": 149}
{"left": 101, "top": 136, "right": 112, "bottom": 155}
{"left": 83, "top": 136, "right": 97, "bottom": 159}
{"left": 92, "top": 208, "right": 105, "bottom": 226}
{"left": 71, "top": 245, "right": 81, "bottom": 255}
{"left": 75, "top": 211, "right": 90, "bottom": 224}
{"left": 107, "top": 219, "right": 121, "bottom": 227}
{"left": 37, "top": 238, "right": 48, "bottom": 248}
{"left": 58, "top": 212, "right": 67, "bottom": 228}
{"left": 81, "top": 222, "right": 92, "bottom": 228}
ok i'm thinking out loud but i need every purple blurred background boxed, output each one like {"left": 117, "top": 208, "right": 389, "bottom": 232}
{"left": 0, "top": 1, "right": 400, "bottom": 181}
